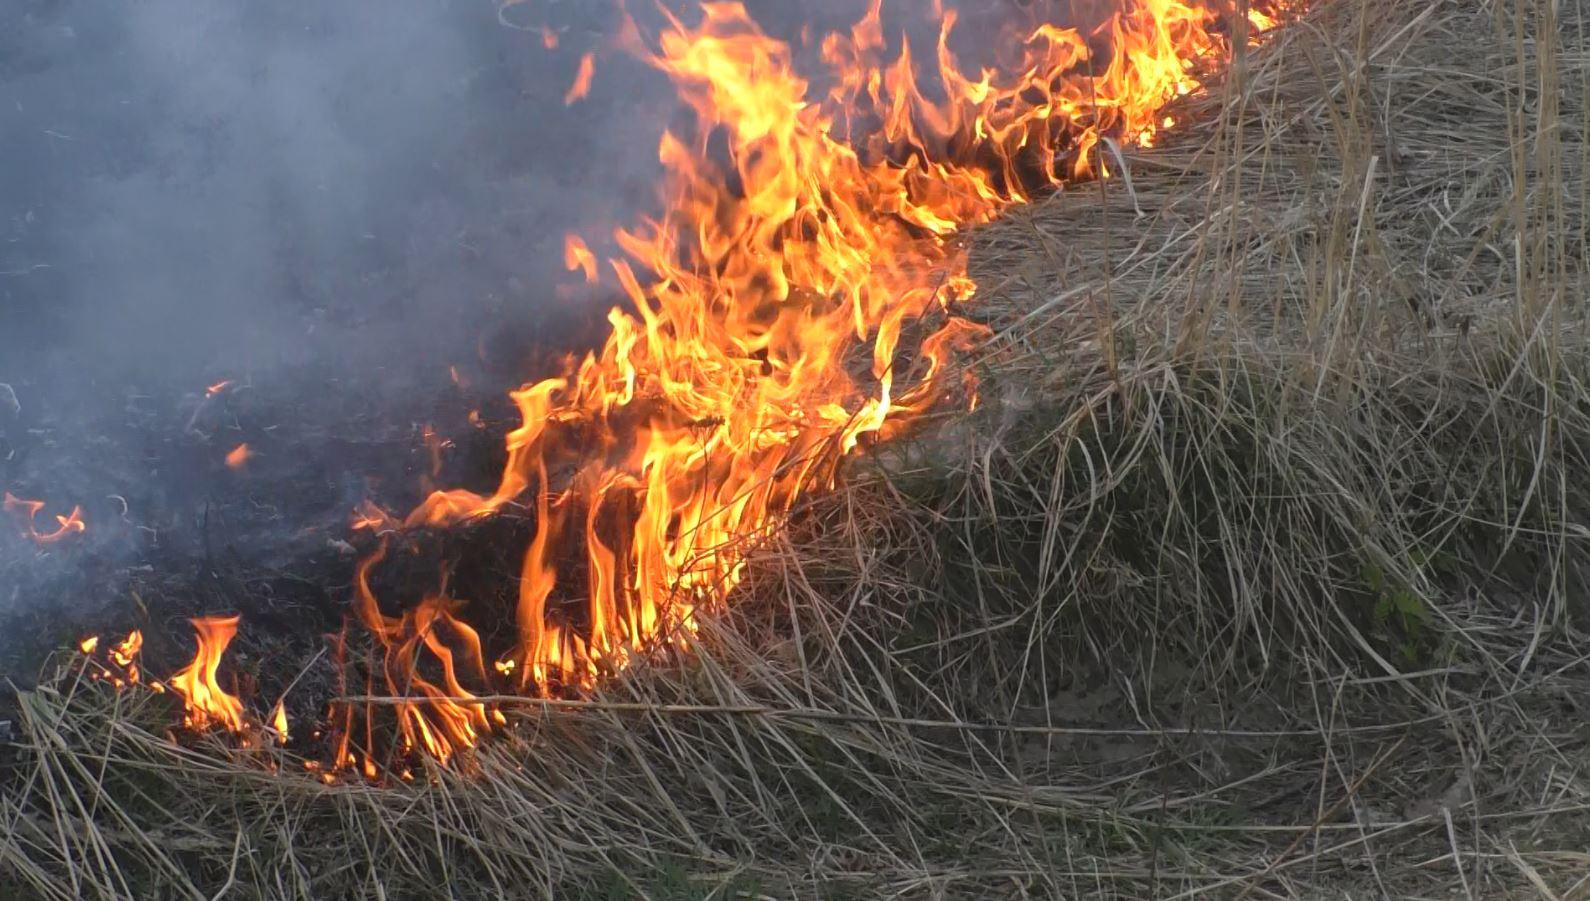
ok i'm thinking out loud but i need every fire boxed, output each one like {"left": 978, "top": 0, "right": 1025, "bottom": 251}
{"left": 564, "top": 235, "right": 599, "bottom": 283}
{"left": 64, "top": 1, "right": 1290, "bottom": 775}
{"left": 225, "top": 443, "right": 253, "bottom": 470}
{"left": 270, "top": 700, "right": 290, "bottom": 741}
{"left": 319, "top": 0, "right": 1291, "bottom": 770}
{"left": 79, "top": 629, "right": 145, "bottom": 688}
{"left": 344, "top": 544, "right": 496, "bottom": 766}
{"left": 206, "top": 379, "right": 234, "bottom": 397}
{"left": 564, "top": 52, "right": 596, "bottom": 105}
{"left": 168, "top": 615, "right": 248, "bottom": 733}
{"left": 4, "top": 493, "right": 86, "bottom": 544}
{"left": 111, "top": 630, "right": 143, "bottom": 673}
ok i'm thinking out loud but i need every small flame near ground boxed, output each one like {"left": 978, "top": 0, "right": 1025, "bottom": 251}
{"left": 167, "top": 616, "right": 247, "bottom": 734}
{"left": 4, "top": 493, "right": 87, "bottom": 545}
{"left": 271, "top": 700, "right": 290, "bottom": 742}
{"left": 80, "top": 629, "right": 146, "bottom": 689}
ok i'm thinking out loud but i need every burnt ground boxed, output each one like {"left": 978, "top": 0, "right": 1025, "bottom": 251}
{"left": 0, "top": 310, "right": 604, "bottom": 731}
{"left": 0, "top": 0, "right": 669, "bottom": 716}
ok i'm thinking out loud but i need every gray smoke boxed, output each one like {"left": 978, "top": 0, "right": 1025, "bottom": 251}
{"left": 0, "top": 0, "right": 668, "bottom": 392}
{"left": 0, "top": 0, "right": 1043, "bottom": 395}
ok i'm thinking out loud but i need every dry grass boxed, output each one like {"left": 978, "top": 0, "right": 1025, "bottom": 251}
{"left": 6, "top": 0, "right": 1590, "bottom": 897}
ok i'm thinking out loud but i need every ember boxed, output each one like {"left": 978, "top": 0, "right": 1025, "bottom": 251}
{"left": 225, "top": 443, "right": 253, "bottom": 470}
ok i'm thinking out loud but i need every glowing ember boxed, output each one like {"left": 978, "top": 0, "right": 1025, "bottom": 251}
{"left": 168, "top": 615, "right": 247, "bottom": 733}
{"left": 206, "top": 379, "right": 234, "bottom": 397}
{"left": 79, "top": 636, "right": 100, "bottom": 654}
{"left": 4, "top": 493, "right": 86, "bottom": 544}
{"left": 225, "top": 443, "right": 253, "bottom": 470}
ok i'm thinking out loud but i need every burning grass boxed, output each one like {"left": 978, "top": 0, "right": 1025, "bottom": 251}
{"left": 6, "top": 0, "right": 1590, "bottom": 896}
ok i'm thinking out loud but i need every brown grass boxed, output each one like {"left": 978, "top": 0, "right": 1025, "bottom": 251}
{"left": 6, "top": 0, "right": 1590, "bottom": 897}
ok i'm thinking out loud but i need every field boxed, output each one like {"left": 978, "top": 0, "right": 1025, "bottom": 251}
{"left": 5, "top": 0, "right": 1590, "bottom": 897}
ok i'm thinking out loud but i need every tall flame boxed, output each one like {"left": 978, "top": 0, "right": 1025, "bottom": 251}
{"left": 338, "top": 0, "right": 1288, "bottom": 769}
{"left": 168, "top": 615, "right": 248, "bottom": 733}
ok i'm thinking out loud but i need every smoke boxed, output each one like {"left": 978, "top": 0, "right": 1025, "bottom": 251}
{"left": 0, "top": 0, "right": 669, "bottom": 396}
{"left": 0, "top": 1, "right": 1049, "bottom": 393}
{"left": 0, "top": 0, "right": 1052, "bottom": 656}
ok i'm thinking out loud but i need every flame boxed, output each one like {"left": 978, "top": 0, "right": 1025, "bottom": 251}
{"left": 564, "top": 234, "right": 599, "bottom": 283}
{"left": 541, "top": 27, "right": 559, "bottom": 51}
{"left": 271, "top": 700, "right": 290, "bottom": 741}
{"left": 564, "top": 52, "right": 596, "bottom": 105}
{"left": 81, "top": 629, "right": 146, "bottom": 688}
{"left": 225, "top": 443, "right": 253, "bottom": 470}
{"left": 168, "top": 615, "right": 247, "bottom": 733}
{"left": 111, "top": 630, "right": 143, "bottom": 676}
{"left": 206, "top": 380, "right": 234, "bottom": 397}
{"left": 4, "top": 493, "right": 86, "bottom": 544}
{"left": 342, "top": 544, "right": 496, "bottom": 767}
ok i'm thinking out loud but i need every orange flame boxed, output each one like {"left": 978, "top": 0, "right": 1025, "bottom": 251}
{"left": 564, "top": 52, "right": 596, "bottom": 105}
{"left": 206, "top": 379, "right": 234, "bottom": 397}
{"left": 82, "top": 629, "right": 145, "bottom": 688}
{"left": 270, "top": 700, "right": 290, "bottom": 742}
{"left": 338, "top": 0, "right": 1290, "bottom": 770}
{"left": 564, "top": 234, "right": 599, "bottom": 283}
{"left": 111, "top": 630, "right": 144, "bottom": 679}
{"left": 4, "top": 493, "right": 86, "bottom": 544}
{"left": 225, "top": 443, "right": 253, "bottom": 470}
{"left": 168, "top": 615, "right": 247, "bottom": 733}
